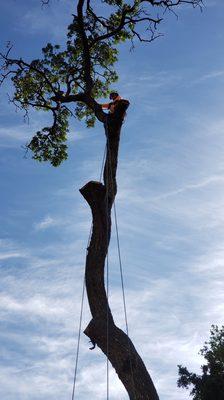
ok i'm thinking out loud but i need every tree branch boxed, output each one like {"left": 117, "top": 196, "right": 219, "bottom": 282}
{"left": 76, "top": 0, "right": 94, "bottom": 93}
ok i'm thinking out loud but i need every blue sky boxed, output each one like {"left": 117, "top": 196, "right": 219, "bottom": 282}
{"left": 1, "top": 0, "right": 224, "bottom": 399}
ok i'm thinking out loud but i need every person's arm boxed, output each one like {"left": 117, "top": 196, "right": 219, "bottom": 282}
{"left": 101, "top": 103, "right": 110, "bottom": 109}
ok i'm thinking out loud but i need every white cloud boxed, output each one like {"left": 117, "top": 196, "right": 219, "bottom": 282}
{"left": 151, "top": 175, "right": 224, "bottom": 201}
{"left": 0, "top": 251, "right": 26, "bottom": 260}
{"left": 0, "top": 110, "right": 53, "bottom": 147}
{"left": 0, "top": 239, "right": 28, "bottom": 261}
{"left": 16, "top": 0, "right": 73, "bottom": 40}
{"left": 199, "top": 69, "right": 224, "bottom": 81}
{"left": 0, "top": 293, "right": 71, "bottom": 318}
{"left": 0, "top": 125, "right": 31, "bottom": 145}
{"left": 0, "top": 225, "right": 223, "bottom": 400}
{"left": 34, "top": 216, "right": 57, "bottom": 231}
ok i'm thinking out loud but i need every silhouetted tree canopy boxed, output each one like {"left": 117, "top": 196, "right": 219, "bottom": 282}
{"left": 178, "top": 325, "right": 224, "bottom": 400}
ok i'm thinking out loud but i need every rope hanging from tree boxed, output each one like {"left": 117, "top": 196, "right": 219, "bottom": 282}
{"left": 105, "top": 116, "right": 136, "bottom": 399}
{"left": 70, "top": 116, "right": 136, "bottom": 399}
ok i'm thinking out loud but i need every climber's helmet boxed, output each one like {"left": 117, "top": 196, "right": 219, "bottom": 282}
{"left": 109, "top": 92, "right": 119, "bottom": 101}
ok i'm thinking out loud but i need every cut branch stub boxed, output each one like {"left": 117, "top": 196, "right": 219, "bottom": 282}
{"left": 80, "top": 180, "right": 106, "bottom": 209}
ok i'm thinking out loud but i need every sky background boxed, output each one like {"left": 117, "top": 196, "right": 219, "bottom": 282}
{"left": 0, "top": 0, "right": 224, "bottom": 399}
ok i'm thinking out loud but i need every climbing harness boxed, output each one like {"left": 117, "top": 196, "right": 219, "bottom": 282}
{"left": 70, "top": 114, "right": 136, "bottom": 399}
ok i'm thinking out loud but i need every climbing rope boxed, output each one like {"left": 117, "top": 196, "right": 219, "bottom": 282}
{"left": 100, "top": 143, "right": 107, "bottom": 183}
{"left": 105, "top": 115, "right": 137, "bottom": 399}
{"left": 70, "top": 147, "right": 107, "bottom": 400}
{"left": 113, "top": 200, "right": 137, "bottom": 399}
{"left": 102, "top": 136, "right": 110, "bottom": 400}
{"left": 71, "top": 226, "right": 91, "bottom": 400}
{"left": 71, "top": 113, "right": 136, "bottom": 399}
{"left": 71, "top": 252, "right": 86, "bottom": 400}
{"left": 106, "top": 146, "right": 110, "bottom": 400}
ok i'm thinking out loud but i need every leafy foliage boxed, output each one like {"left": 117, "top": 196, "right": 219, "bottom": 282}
{"left": 0, "top": 0, "right": 202, "bottom": 166}
{"left": 178, "top": 325, "right": 224, "bottom": 400}
{"left": 28, "top": 107, "right": 70, "bottom": 167}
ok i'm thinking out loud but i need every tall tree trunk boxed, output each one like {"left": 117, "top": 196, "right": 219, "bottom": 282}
{"left": 80, "top": 102, "right": 159, "bottom": 400}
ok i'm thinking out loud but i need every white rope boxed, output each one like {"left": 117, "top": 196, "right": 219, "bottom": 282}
{"left": 70, "top": 146, "right": 107, "bottom": 399}
{"left": 105, "top": 126, "right": 110, "bottom": 400}
{"left": 105, "top": 115, "right": 137, "bottom": 399}
{"left": 71, "top": 112, "right": 136, "bottom": 400}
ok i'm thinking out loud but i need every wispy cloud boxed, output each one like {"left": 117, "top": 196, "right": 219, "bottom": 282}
{"left": 0, "top": 252, "right": 26, "bottom": 260}
{"left": 1, "top": 199, "right": 224, "bottom": 400}
{"left": 0, "top": 239, "right": 28, "bottom": 261}
{"left": 199, "top": 69, "right": 224, "bottom": 81}
{"left": 16, "top": 0, "right": 73, "bottom": 40}
{"left": 1, "top": 242, "right": 220, "bottom": 399}
{"left": 34, "top": 216, "right": 57, "bottom": 231}
{"left": 0, "top": 125, "right": 31, "bottom": 143}
{"left": 151, "top": 174, "right": 224, "bottom": 202}
{"left": 0, "top": 110, "right": 53, "bottom": 148}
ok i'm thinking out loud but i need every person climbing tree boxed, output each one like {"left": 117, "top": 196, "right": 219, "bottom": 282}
{"left": 102, "top": 92, "right": 129, "bottom": 122}
{"left": 0, "top": 1, "right": 203, "bottom": 399}
{"left": 102, "top": 91, "right": 122, "bottom": 113}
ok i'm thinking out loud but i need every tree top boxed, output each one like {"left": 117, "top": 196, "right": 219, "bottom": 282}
{"left": 0, "top": 0, "right": 202, "bottom": 166}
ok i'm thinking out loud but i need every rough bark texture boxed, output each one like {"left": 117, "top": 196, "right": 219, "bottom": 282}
{"left": 80, "top": 101, "right": 159, "bottom": 400}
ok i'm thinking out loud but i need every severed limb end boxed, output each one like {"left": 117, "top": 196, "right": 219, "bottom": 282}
{"left": 89, "top": 339, "right": 96, "bottom": 350}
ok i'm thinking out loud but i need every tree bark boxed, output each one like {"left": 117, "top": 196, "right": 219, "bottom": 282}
{"left": 80, "top": 102, "right": 159, "bottom": 400}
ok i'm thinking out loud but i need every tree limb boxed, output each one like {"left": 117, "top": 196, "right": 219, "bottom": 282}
{"left": 76, "top": 0, "right": 94, "bottom": 93}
